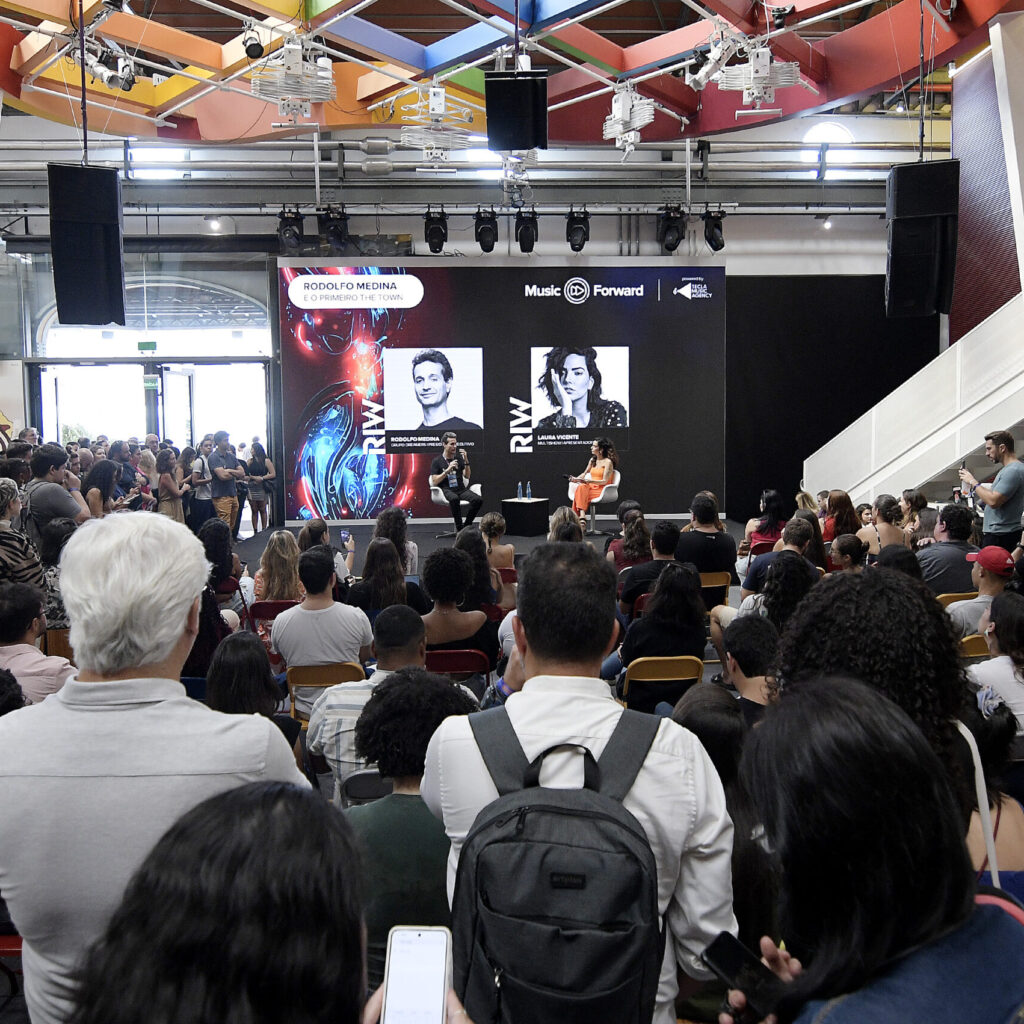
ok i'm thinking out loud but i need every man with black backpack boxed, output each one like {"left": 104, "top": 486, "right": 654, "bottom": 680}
{"left": 422, "top": 542, "right": 736, "bottom": 1024}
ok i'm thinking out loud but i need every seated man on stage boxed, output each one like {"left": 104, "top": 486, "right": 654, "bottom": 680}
{"left": 430, "top": 432, "right": 482, "bottom": 532}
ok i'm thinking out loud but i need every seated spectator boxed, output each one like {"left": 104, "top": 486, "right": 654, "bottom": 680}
{"left": 740, "top": 517, "right": 814, "bottom": 599}
{"left": 723, "top": 551, "right": 816, "bottom": 651}
{"left": 0, "top": 581, "right": 74, "bottom": 703}
{"left": 373, "top": 505, "right": 417, "bottom": 575}
{"left": 829, "top": 533, "right": 867, "bottom": 574}
{"left": 197, "top": 517, "right": 244, "bottom": 617}
{"left": 794, "top": 490, "right": 818, "bottom": 514}
{"left": 81, "top": 459, "right": 127, "bottom": 519}
{"left": 948, "top": 546, "right": 1015, "bottom": 639}
{"left": 0, "top": 477, "right": 43, "bottom": 587}
{"left": 619, "top": 520, "right": 682, "bottom": 618}
{"left": 39, "top": 517, "right": 76, "bottom": 629}
{"left": 601, "top": 562, "right": 707, "bottom": 687}
{"left": 900, "top": 486, "right": 929, "bottom": 534}
{"left": 347, "top": 538, "right": 430, "bottom": 616}
{"left": 453, "top": 526, "right": 502, "bottom": 611}
{"left": 271, "top": 548, "right": 372, "bottom": 717}
{"left": 917, "top": 503, "right": 979, "bottom": 595}
{"left": 725, "top": 677, "right": 1024, "bottom": 1024}
{"left": 855, "top": 501, "right": 873, "bottom": 525}
{"left": 674, "top": 492, "right": 736, "bottom": 606}
{"left": 910, "top": 506, "right": 939, "bottom": 551}
{"left": 856, "top": 493, "right": 910, "bottom": 563}
{"left": 602, "top": 498, "right": 642, "bottom": 553}
{"left": 181, "top": 522, "right": 237, "bottom": 680}
{"left": 253, "top": 529, "right": 304, "bottom": 602}
{"left": 68, "top": 783, "right": 367, "bottom": 1024}
{"left": 874, "top": 543, "right": 925, "bottom": 579}
{"left": 721, "top": 615, "right": 779, "bottom": 724}
{"left": 0, "top": 514, "right": 306, "bottom": 1024}
{"left": 308, "top": 606, "right": 464, "bottom": 801}
{"left": 298, "top": 517, "right": 354, "bottom": 580}
{"left": 772, "top": 508, "right": 828, "bottom": 572}
{"left": 607, "top": 509, "right": 651, "bottom": 574}
{"left": 736, "top": 488, "right": 788, "bottom": 576}
{"left": 349, "top": 667, "right": 477, "bottom": 988}
{"left": 777, "top": 569, "right": 973, "bottom": 821}
{"left": 23, "top": 444, "right": 90, "bottom": 547}
{"left": 206, "top": 632, "right": 303, "bottom": 770}
{"left": 420, "top": 547, "right": 499, "bottom": 670}
{"left": 547, "top": 505, "right": 584, "bottom": 543}
{"left": 969, "top": 592, "right": 1024, "bottom": 733}
{"left": 480, "top": 512, "right": 514, "bottom": 570}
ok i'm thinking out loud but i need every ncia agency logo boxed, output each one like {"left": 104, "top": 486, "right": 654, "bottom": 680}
{"left": 563, "top": 277, "right": 591, "bottom": 305}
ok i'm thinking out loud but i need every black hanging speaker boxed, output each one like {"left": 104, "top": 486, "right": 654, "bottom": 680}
{"left": 884, "top": 159, "right": 959, "bottom": 318}
{"left": 484, "top": 71, "right": 548, "bottom": 151}
{"left": 47, "top": 163, "right": 126, "bottom": 326}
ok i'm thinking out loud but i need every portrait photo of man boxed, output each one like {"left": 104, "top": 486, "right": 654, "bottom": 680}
{"left": 383, "top": 348, "right": 484, "bottom": 433}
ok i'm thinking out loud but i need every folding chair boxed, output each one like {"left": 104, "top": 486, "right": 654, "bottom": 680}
{"left": 287, "top": 662, "right": 365, "bottom": 728}
{"left": 699, "top": 571, "right": 731, "bottom": 611}
{"left": 937, "top": 591, "right": 978, "bottom": 608}
{"left": 216, "top": 575, "right": 252, "bottom": 629}
{"left": 960, "top": 634, "right": 989, "bottom": 658}
{"left": 42, "top": 628, "right": 74, "bottom": 664}
{"left": 632, "top": 592, "right": 650, "bottom": 617}
{"left": 425, "top": 648, "right": 491, "bottom": 700}
{"left": 749, "top": 539, "right": 776, "bottom": 557}
{"left": 479, "top": 602, "right": 505, "bottom": 622}
{"left": 621, "top": 655, "right": 704, "bottom": 715}
{"left": 497, "top": 567, "right": 518, "bottom": 585}
{"left": 249, "top": 600, "right": 299, "bottom": 633}
{"left": 340, "top": 768, "right": 394, "bottom": 807}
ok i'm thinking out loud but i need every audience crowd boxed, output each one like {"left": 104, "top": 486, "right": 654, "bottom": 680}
{"left": 0, "top": 423, "right": 1023, "bottom": 1023}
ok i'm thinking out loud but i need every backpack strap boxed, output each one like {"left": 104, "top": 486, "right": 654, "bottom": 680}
{"left": 468, "top": 707, "right": 531, "bottom": 796}
{"left": 596, "top": 710, "right": 661, "bottom": 802}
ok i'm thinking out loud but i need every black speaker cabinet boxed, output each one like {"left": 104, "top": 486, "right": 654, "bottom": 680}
{"left": 885, "top": 159, "right": 959, "bottom": 318}
{"left": 484, "top": 71, "right": 548, "bottom": 152}
{"left": 47, "top": 163, "right": 126, "bottom": 326}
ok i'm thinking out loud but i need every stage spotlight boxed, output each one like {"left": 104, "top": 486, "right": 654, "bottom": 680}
{"left": 565, "top": 207, "right": 590, "bottom": 253}
{"left": 703, "top": 210, "right": 725, "bottom": 251}
{"left": 243, "top": 27, "right": 265, "bottom": 60}
{"left": 657, "top": 206, "right": 685, "bottom": 253}
{"left": 424, "top": 209, "right": 448, "bottom": 254}
{"left": 515, "top": 208, "right": 539, "bottom": 253}
{"left": 318, "top": 207, "right": 349, "bottom": 253}
{"left": 277, "top": 209, "right": 304, "bottom": 251}
{"left": 474, "top": 208, "right": 498, "bottom": 253}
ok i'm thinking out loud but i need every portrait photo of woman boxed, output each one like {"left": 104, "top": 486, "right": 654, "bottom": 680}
{"left": 533, "top": 346, "right": 629, "bottom": 431}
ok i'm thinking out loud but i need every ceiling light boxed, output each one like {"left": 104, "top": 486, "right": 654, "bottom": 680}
{"left": 424, "top": 208, "right": 448, "bottom": 254}
{"left": 205, "top": 215, "right": 221, "bottom": 232}
{"left": 515, "top": 209, "right": 539, "bottom": 254}
{"left": 657, "top": 206, "right": 685, "bottom": 253}
{"left": 822, "top": 216, "right": 833, "bottom": 230}
{"left": 277, "top": 209, "right": 304, "bottom": 251}
{"left": 565, "top": 207, "right": 590, "bottom": 253}
{"left": 243, "top": 25, "right": 265, "bottom": 61}
{"left": 474, "top": 208, "right": 498, "bottom": 253}
{"left": 318, "top": 207, "right": 349, "bottom": 253}
{"left": 703, "top": 211, "right": 725, "bottom": 251}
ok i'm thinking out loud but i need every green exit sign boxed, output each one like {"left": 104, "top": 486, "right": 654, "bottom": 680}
{"left": 137, "top": 340, "right": 156, "bottom": 352}
{"left": 143, "top": 375, "right": 159, "bottom": 391}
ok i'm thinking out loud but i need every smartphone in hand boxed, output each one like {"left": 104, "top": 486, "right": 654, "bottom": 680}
{"left": 381, "top": 926, "right": 451, "bottom": 1024}
{"left": 701, "top": 932, "right": 787, "bottom": 1022}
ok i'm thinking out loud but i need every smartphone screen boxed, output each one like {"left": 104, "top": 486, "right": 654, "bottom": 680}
{"left": 701, "top": 932, "right": 787, "bottom": 1020}
{"left": 381, "top": 927, "right": 450, "bottom": 1024}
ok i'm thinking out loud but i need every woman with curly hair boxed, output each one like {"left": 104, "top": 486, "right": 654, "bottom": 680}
{"left": 740, "top": 550, "right": 818, "bottom": 632}
{"left": 197, "top": 517, "right": 241, "bottom": 590}
{"left": 776, "top": 568, "right": 974, "bottom": 822}
{"left": 350, "top": 667, "right": 477, "bottom": 988}
{"left": 372, "top": 505, "right": 417, "bottom": 575}
{"left": 855, "top": 493, "right": 910, "bottom": 563}
{"left": 347, "top": 538, "right": 430, "bottom": 616}
{"left": 606, "top": 509, "right": 651, "bottom": 574}
{"left": 453, "top": 525, "right": 502, "bottom": 611}
{"left": 568, "top": 437, "right": 619, "bottom": 521}
{"left": 253, "top": 530, "right": 304, "bottom": 602}
{"left": 536, "top": 347, "right": 627, "bottom": 430}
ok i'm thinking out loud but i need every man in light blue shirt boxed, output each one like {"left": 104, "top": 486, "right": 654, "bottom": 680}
{"left": 959, "top": 429, "right": 1024, "bottom": 554}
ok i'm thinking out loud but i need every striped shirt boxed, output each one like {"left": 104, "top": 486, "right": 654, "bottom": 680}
{"left": 0, "top": 521, "right": 43, "bottom": 589}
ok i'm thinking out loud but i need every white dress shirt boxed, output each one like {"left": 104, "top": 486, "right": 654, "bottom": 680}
{"left": 422, "top": 674, "right": 737, "bottom": 1024}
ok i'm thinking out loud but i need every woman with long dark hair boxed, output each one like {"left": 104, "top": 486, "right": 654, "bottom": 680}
{"left": 373, "top": 505, "right": 417, "bottom": 575}
{"left": 821, "top": 488, "right": 860, "bottom": 543}
{"left": 82, "top": 460, "right": 125, "bottom": 519}
{"left": 970, "top": 591, "right": 1024, "bottom": 732}
{"left": 736, "top": 489, "right": 788, "bottom": 575}
{"left": 245, "top": 441, "right": 275, "bottom": 535}
{"left": 606, "top": 509, "right": 651, "bottom": 573}
{"left": 568, "top": 437, "right": 619, "bottom": 521}
{"left": 348, "top": 538, "right": 430, "bottom": 615}
{"left": 536, "top": 347, "right": 627, "bottom": 430}
{"left": 724, "top": 676, "right": 1024, "bottom": 1024}
{"left": 453, "top": 525, "right": 502, "bottom": 611}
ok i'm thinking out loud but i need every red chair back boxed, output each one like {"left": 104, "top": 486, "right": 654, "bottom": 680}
{"left": 497, "top": 567, "right": 518, "bottom": 584}
{"left": 216, "top": 576, "right": 252, "bottom": 629}
{"left": 633, "top": 592, "right": 650, "bottom": 617}
{"left": 479, "top": 603, "right": 505, "bottom": 622}
{"left": 249, "top": 600, "right": 298, "bottom": 632}
{"left": 749, "top": 540, "right": 776, "bottom": 556}
{"left": 425, "top": 649, "right": 490, "bottom": 676}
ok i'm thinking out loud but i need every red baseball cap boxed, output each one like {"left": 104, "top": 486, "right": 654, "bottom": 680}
{"left": 966, "top": 546, "right": 1016, "bottom": 577}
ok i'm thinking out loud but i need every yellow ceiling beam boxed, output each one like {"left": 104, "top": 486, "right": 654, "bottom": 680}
{"left": 97, "top": 12, "right": 224, "bottom": 72}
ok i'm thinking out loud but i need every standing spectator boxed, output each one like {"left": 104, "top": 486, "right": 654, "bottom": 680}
{"left": 245, "top": 441, "right": 275, "bottom": 535}
{"left": 23, "top": 444, "right": 90, "bottom": 547}
{"left": 208, "top": 431, "right": 245, "bottom": 527}
{"left": 959, "top": 430, "right": 1024, "bottom": 553}
{"left": 349, "top": 668, "right": 477, "bottom": 988}
{"left": 0, "top": 582, "right": 74, "bottom": 702}
{"left": 374, "top": 505, "right": 418, "bottom": 575}
{"left": 39, "top": 518, "right": 76, "bottom": 629}
{"left": 0, "top": 477, "right": 43, "bottom": 587}
{"left": 155, "top": 448, "right": 189, "bottom": 524}
{"left": 189, "top": 435, "right": 216, "bottom": 530}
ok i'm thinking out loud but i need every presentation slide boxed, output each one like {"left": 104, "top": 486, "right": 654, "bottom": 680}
{"left": 279, "top": 264, "right": 725, "bottom": 522}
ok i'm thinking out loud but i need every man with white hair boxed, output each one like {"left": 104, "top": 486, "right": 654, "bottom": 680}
{"left": 0, "top": 513, "right": 307, "bottom": 1024}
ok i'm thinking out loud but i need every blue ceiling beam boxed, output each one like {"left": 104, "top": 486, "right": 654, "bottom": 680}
{"left": 423, "top": 20, "right": 517, "bottom": 75}
{"left": 322, "top": 17, "right": 427, "bottom": 70}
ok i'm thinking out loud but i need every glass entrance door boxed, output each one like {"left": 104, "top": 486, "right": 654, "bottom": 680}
{"left": 161, "top": 366, "right": 195, "bottom": 448}
{"left": 40, "top": 364, "right": 147, "bottom": 446}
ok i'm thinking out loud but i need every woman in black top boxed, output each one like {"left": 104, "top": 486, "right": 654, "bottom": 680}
{"left": 348, "top": 539, "right": 431, "bottom": 616}
{"left": 619, "top": 562, "right": 708, "bottom": 667}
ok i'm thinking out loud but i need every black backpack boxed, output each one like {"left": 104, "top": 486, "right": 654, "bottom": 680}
{"left": 452, "top": 706, "right": 665, "bottom": 1024}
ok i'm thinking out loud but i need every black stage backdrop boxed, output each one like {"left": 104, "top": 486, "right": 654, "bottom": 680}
{"left": 280, "top": 264, "right": 725, "bottom": 522}
{"left": 723, "top": 275, "right": 938, "bottom": 523}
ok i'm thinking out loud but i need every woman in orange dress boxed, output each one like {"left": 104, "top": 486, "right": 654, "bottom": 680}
{"left": 570, "top": 437, "right": 618, "bottom": 519}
